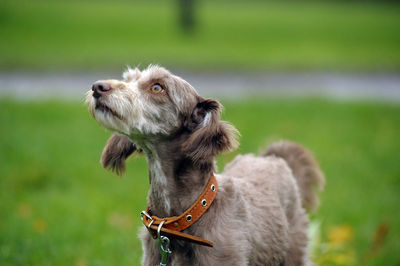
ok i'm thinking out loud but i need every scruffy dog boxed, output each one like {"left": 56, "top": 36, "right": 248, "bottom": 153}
{"left": 86, "top": 65, "right": 324, "bottom": 266}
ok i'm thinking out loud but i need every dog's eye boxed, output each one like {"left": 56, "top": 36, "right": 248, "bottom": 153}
{"left": 151, "top": 84, "right": 164, "bottom": 93}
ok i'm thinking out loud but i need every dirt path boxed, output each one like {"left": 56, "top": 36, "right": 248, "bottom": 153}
{"left": 1, "top": 71, "right": 399, "bottom": 102}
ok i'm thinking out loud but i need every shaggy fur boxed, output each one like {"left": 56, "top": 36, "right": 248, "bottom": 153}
{"left": 86, "top": 65, "right": 324, "bottom": 266}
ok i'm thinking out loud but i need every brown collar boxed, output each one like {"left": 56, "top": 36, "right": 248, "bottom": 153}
{"left": 141, "top": 174, "right": 218, "bottom": 247}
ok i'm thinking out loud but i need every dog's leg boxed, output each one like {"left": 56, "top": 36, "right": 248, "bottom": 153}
{"left": 283, "top": 210, "right": 310, "bottom": 266}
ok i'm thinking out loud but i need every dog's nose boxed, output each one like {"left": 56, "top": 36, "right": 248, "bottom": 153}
{"left": 92, "top": 81, "right": 111, "bottom": 98}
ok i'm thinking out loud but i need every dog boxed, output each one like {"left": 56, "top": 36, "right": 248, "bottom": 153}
{"left": 86, "top": 65, "right": 324, "bottom": 265}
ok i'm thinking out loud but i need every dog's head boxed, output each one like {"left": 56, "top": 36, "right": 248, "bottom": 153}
{"left": 86, "top": 65, "right": 238, "bottom": 175}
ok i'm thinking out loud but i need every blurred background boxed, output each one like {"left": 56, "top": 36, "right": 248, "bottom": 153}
{"left": 0, "top": 0, "right": 399, "bottom": 265}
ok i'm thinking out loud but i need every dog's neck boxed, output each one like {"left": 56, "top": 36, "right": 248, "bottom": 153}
{"left": 140, "top": 138, "right": 215, "bottom": 218}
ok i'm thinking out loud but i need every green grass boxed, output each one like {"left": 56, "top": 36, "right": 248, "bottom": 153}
{"left": 0, "top": 0, "right": 399, "bottom": 71}
{"left": 0, "top": 98, "right": 399, "bottom": 265}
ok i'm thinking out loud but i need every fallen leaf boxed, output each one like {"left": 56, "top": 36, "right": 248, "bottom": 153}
{"left": 33, "top": 219, "right": 47, "bottom": 233}
{"left": 328, "top": 225, "right": 354, "bottom": 246}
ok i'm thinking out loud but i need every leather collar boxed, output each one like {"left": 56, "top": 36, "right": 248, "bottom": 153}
{"left": 141, "top": 174, "right": 218, "bottom": 247}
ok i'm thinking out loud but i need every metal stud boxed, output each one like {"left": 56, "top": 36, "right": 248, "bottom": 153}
{"left": 201, "top": 199, "right": 207, "bottom": 207}
{"left": 211, "top": 184, "right": 216, "bottom": 192}
{"left": 186, "top": 215, "right": 192, "bottom": 222}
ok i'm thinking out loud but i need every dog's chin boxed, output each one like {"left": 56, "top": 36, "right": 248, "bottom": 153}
{"left": 95, "top": 101, "right": 123, "bottom": 120}
{"left": 95, "top": 111, "right": 130, "bottom": 134}
{"left": 89, "top": 99, "right": 129, "bottom": 134}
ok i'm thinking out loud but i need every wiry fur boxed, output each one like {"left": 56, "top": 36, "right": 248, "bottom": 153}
{"left": 87, "top": 65, "right": 325, "bottom": 265}
{"left": 182, "top": 99, "right": 239, "bottom": 163}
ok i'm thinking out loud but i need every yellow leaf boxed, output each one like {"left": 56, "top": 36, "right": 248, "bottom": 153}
{"left": 75, "top": 257, "right": 87, "bottom": 266}
{"left": 33, "top": 219, "right": 47, "bottom": 233}
{"left": 328, "top": 225, "right": 354, "bottom": 245}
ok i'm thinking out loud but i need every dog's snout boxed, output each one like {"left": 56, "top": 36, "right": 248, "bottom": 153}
{"left": 92, "top": 81, "right": 111, "bottom": 98}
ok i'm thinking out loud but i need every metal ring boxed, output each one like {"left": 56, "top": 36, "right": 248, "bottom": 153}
{"left": 157, "top": 220, "right": 166, "bottom": 239}
{"left": 201, "top": 199, "right": 207, "bottom": 207}
{"left": 147, "top": 219, "right": 154, "bottom": 229}
{"left": 186, "top": 214, "right": 192, "bottom": 222}
{"left": 141, "top": 210, "right": 153, "bottom": 221}
{"left": 211, "top": 184, "right": 216, "bottom": 192}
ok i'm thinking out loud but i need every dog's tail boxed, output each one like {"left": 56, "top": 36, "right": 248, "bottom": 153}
{"left": 263, "top": 141, "right": 325, "bottom": 212}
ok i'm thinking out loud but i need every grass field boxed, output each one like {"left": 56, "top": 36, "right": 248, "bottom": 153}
{"left": 0, "top": 0, "right": 399, "bottom": 71}
{"left": 0, "top": 98, "right": 399, "bottom": 265}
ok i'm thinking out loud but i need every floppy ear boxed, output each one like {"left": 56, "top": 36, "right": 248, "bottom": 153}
{"left": 101, "top": 133, "right": 137, "bottom": 176}
{"left": 182, "top": 98, "right": 239, "bottom": 163}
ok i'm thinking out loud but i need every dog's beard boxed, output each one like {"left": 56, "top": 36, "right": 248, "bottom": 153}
{"left": 86, "top": 94, "right": 130, "bottom": 134}
{"left": 95, "top": 100, "right": 123, "bottom": 120}
{"left": 95, "top": 108, "right": 130, "bottom": 134}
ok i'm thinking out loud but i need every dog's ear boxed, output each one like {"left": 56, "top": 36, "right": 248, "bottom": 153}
{"left": 101, "top": 133, "right": 137, "bottom": 176}
{"left": 182, "top": 98, "right": 239, "bottom": 162}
